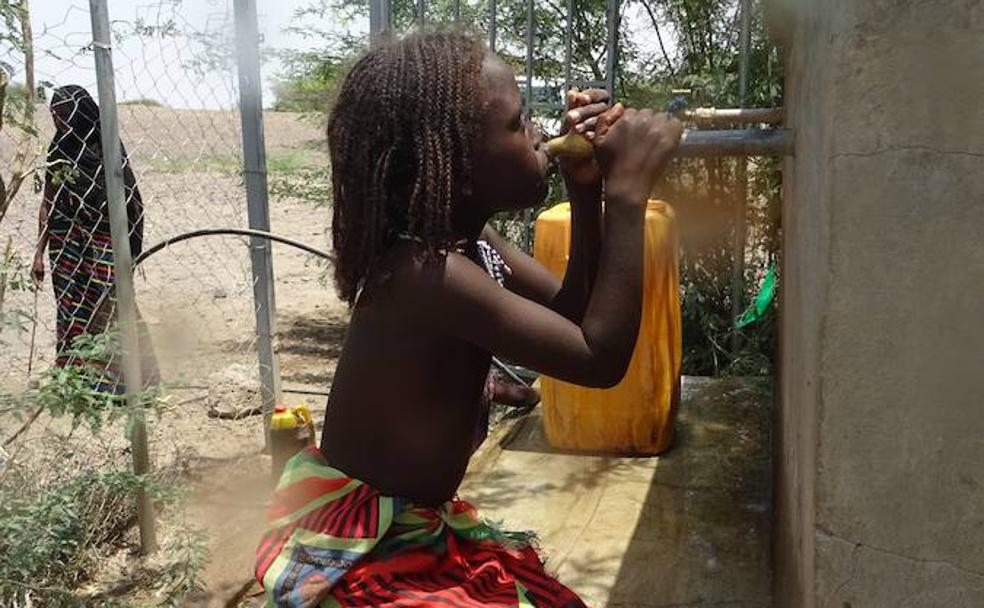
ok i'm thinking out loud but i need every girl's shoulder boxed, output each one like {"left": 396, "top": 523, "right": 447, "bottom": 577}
{"left": 361, "top": 238, "right": 501, "bottom": 310}
{"left": 382, "top": 235, "right": 509, "bottom": 287}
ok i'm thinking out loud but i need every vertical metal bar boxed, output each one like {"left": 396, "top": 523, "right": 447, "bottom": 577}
{"left": 489, "top": 0, "right": 497, "bottom": 52}
{"left": 558, "top": 0, "right": 574, "bottom": 204}
{"left": 523, "top": 0, "right": 535, "bottom": 251}
{"left": 524, "top": 0, "right": 534, "bottom": 114}
{"left": 731, "top": 0, "right": 751, "bottom": 352}
{"left": 234, "top": 0, "right": 281, "bottom": 433}
{"left": 738, "top": 0, "right": 751, "bottom": 104}
{"left": 370, "top": 0, "right": 392, "bottom": 42}
{"left": 564, "top": 0, "right": 573, "bottom": 92}
{"left": 604, "top": 0, "right": 619, "bottom": 96}
{"left": 454, "top": 0, "right": 461, "bottom": 21}
{"left": 418, "top": 0, "right": 426, "bottom": 24}
{"left": 88, "top": 0, "right": 157, "bottom": 555}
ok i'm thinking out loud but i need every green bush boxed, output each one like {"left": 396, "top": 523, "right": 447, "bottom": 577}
{"left": 0, "top": 330, "right": 206, "bottom": 606}
{"left": 0, "top": 460, "right": 205, "bottom": 607}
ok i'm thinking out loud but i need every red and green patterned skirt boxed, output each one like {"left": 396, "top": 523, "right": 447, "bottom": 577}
{"left": 256, "top": 447, "right": 588, "bottom": 607}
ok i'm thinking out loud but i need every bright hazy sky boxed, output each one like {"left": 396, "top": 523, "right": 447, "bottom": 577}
{"left": 17, "top": 1, "right": 670, "bottom": 110}
{"left": 23, "top": 0, "right": 338, "bottom": 109}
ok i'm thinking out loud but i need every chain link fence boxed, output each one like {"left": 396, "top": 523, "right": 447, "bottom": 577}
{"left": 0, "top": 1, "right": 267, "bottom": 413}
{"left": 0, "top": 1, "right": 289, "bottom": 594}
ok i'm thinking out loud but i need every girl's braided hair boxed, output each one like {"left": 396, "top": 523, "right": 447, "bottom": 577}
{"left": 327, "top": 30, "right": 487, "bottom": 304}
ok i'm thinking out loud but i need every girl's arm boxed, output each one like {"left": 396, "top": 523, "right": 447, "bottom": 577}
{"left": 419, "top": 109, "right": 681, "bottom": 388}
{"left": 482, "top": 90, "right": 610, "bottom": 323}
{"left": 433, "top": 201, "right": 642, "bottom": 388}
{"left": 32, "top": 174, "right": 55, "bottom": 283}
{"left": 480, "top": 187, "right": 601, "bottom": 324}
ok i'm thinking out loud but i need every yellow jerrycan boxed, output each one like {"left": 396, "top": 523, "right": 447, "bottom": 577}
{"left": 534, "top": 201, "right": 682, "bottom": 454}
{"left": 270, "top": 405, "right": 316, "bottom": 479}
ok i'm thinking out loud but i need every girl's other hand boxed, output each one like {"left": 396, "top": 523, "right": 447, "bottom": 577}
{"left": 559, "top": 88, "right": 613, "bottom": 192}
{"left": 594, "top": 107, "right": 682, "bottom": 208}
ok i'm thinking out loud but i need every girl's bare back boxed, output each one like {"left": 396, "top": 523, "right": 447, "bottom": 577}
{"left": 321, "top": 245, "right": 496, "bottom": 505}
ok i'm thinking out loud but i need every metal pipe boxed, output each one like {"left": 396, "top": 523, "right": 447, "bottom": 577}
{"left": 524, "top": 0, "right": 533, "bottom": 114}
{"left": 732, "top": 0, "right": 753, "bottom": 353}
{"left": 522, "top": 0, "right": 535, "bottom": 252}
{"left": 738, "top": 0, "right": 752, "bottom": 106}
{"left": 680, "top": 107, "right": 784, "bottom": 125}
{"left": 564, "top": 0, "right": 573, "bottom": 93}
{"left": 369, "top": 0, "right": 392, "bottom": 43}
{"left": 89, "top": 0, "right": 157, "bottom": 555}
{"left": 547, "top": 128, "right": 794, "bottom": 160}
{"left": 453, "top": 0, "right": 461, "bottom": 21}
{"left": 491, "top": 358, "right": 530, "bottom": 388}
{"left": 489, "top": 0, "right": 497, "bottom": 52}
{"left": 677, "top": 129, "right": 794, "bottom": 158}
{"left": 418, "top": 0, "right": 426, "bottom": 24}
{"left": 234, "top": 0, "right": 282, "bottom": 429}
{"left": 604, "top": 0, "right": 619, "bottom": 96}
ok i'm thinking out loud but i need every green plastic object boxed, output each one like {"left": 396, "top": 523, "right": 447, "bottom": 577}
{"left": 736, "top": 266, "right": 777, "bottom": 329}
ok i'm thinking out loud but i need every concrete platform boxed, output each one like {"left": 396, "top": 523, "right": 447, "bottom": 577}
{"left": 460, "top": 376, "right": 773, "bottom": 608}
{"left": 190, "top": 376, "right": 772, "bottom": 607}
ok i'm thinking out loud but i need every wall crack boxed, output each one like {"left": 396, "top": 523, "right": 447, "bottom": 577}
{"left": 831, "top": 145, "right": 984, "bottom": 160}
{"left": 817, "top": 529, "right": 984, "bottom": 581}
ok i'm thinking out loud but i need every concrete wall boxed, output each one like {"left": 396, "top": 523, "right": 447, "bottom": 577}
{"left": 775, "top": 1, "right": 984, "bottom": 606}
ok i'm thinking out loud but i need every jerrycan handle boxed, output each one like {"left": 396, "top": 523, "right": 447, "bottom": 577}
{"left": 291, "top": 405, "right": 316, "bottom": 445}
{"left": 291, "top": 406, "right": 312, "bottom": 426}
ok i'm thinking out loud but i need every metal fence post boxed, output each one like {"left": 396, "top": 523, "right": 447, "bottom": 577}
{"left": 370, "top": 0, "right": 392, "bottom": 43}
{"left": 88, "top": 0, "right": 157, "bottom": 555}
{"left": 234, "top": 0, "right": 281, "bottom": 431}
{"left": 521, "top": 0, "right": 535, "bottom": 251}
{"left": 731, "top": 0, "right": 751, "bottom": 353}
{"left": 604, "top": 0, "right": 619, "bottom": 97}
{"left": 564, "top": 0, "right": 573, "bottom": 92}
{"left": 489, "top": 0, "right": 497, "bottom": 52}
{"left": 524, "top": 0, "right": 534, "bottom": 115}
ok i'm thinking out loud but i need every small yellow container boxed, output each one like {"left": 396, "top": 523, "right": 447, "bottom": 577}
{"left": 535, "top": 201, "right": 682, "bottom": 454}
{"left": 270, "top": 405, "right": 316, "bottom": 479}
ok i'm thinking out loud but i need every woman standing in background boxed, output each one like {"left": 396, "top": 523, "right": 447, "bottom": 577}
{"left": 32, "top": 84, "right": 158, "bottom": 392}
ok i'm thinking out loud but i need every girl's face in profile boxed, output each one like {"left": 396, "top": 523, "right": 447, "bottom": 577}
{"left": 469, "top": 54, "right": 550, "bottom": 214}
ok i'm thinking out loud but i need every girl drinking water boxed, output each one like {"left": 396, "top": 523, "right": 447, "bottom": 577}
{"left": 256, "top": 30, "right": 681, "bottom": 607}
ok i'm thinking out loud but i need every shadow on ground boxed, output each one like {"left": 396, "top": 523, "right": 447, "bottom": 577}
{"left": 278, "top": 313, "right": 348, "bottom": 386}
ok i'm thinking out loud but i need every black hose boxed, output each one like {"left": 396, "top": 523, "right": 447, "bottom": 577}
{"left": 133, "top": 228, "right": 332, "bottom": 267}
{"left": 134, "top": 228, "right": 532, "bottom": 388}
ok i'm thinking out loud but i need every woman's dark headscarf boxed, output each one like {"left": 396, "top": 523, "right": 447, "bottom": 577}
{"left": 46, "top": 85, "right": 143, "bottom": 256}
